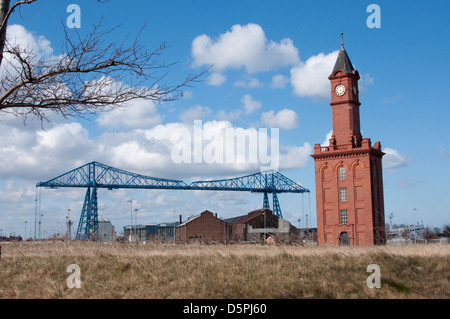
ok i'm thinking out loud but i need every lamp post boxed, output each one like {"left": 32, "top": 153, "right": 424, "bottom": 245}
{"left": 24, "top": 221, "right": 27, "bottom": 240}
{"left": 127, "top": 199, "right": 133, "bottom": 242}
{"left": 173, "top": 209, "right": 176, "bottom": 243}
{"left": 263, "top": 211, "right": 266, "bottom": 243}
{"left": 66, "top": 208, "right": 71, "bottom": 240}
{"left": 134, "top": 208, "right": 138, "bottom": 242}
{"left": 413, "top": 208, "right": 417, "bottom": 243}
{"left": 39, "top": 214, "right": 43, "bottom": 241}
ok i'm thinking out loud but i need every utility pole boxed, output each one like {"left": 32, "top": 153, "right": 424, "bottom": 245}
{"left": 34, "top": 189, "right": 38, "bottom": 241}
{"left": 39, "top": 214, "right": 43, "bottom": 240}
{"left": 263, "top": 211, "right": 266, "bottom": 243}
{"left": 127, "top": 199, "right": 133, "bottom": 242}
{"left": 134, "top": 208, "right": 138, "bottom": 242}
{"left": 173, "top": 209, "right": 176, "bottom": 243}
{"left": 66, "top": 208, "right": 72, "bottom": 240}
{"left": 413, "top": 208, "right": 417, "bottom": 244}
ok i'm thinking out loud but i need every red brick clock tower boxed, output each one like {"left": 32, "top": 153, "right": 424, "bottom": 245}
{"left": 311, "top": 35, "right": 386, "bottom": 246}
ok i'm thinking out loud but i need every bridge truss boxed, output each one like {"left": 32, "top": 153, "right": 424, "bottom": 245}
{"left": 36, "top": 161, "right": 309, "bottom": 240}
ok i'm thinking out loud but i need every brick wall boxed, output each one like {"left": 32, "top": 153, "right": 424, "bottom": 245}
{"left": 176, "top": 210, "right": 227, "bottom": 243}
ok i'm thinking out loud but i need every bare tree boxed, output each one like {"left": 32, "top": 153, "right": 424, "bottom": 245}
{"left": 421, "top": 227, "right": 436, "bottom": 241}
{"left": 442, "top": 224, "right": 450, "bottom": 237}
{"left": 0, "top": 0, "right": 207, "bottom": 124}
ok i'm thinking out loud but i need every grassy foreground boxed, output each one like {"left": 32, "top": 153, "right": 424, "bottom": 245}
{"left": 0, "top": 241, "right": 449, "bottom": 299}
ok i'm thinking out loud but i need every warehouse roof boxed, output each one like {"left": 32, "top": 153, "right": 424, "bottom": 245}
{"left": 224, "top": 208, "right": 272, "bottom": 225}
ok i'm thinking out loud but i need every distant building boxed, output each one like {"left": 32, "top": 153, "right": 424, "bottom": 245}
{"left": 176, "top": 210, "right": 227, "bottom": 244}
{"left": 175, "top": 208, "right": 300, "bottom": 245}
{"left": 158, "top": 222, "right": 179, "bottom": 242}
{"left": 225, "top": 208, "right": 298, "bottom": 244}
{"left": 123, "top": 224, "right": 158, "bottom": 242}
{"left": 98, "top": 219, "right": 116, "bottom": 242}
{"left": 0, "top": 235, "right": 22, "bottom": 242}
{"left": 388, "top": 224, "right": 424, "bottom": 239}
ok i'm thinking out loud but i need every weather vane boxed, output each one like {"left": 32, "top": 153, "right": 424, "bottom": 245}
{"left": 341, "top": 32, "right": 344, "bottom": 48}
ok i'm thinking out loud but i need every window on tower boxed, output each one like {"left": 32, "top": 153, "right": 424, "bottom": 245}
{"left": 340, "top": 209, "right": 348, "bottom": 224}
{"left": 338, "top": 166, "right": 346, "bottom": 180}
{"left": 339, "top": 187, "right": 347, "bottom": 202}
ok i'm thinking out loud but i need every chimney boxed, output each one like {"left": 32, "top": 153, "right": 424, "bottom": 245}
{"left": 179, "top": 214, "right": 182, "bottom": 224}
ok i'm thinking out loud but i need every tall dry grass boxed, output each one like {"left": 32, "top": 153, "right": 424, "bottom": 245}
{"left": 0, "top": 241, "right": 449, "bottom": 299}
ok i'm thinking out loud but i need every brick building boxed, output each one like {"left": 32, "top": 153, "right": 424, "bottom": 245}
{"left": 225, "top": 208, "right": 297, "bottom": 244}
{"left": 176, "top": 210, "right": 227, "bottom": 243}
{"left": 311, "top": 37, "right": 386, "bottom": 246}
{"left": 176, "top": 208, "right": 299, "bottom": 244}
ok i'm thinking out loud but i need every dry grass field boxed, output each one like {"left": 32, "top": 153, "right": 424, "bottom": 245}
{"left": 0, "top": 241, "right": 449, "bottom": 299}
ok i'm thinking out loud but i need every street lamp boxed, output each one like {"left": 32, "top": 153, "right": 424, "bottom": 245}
{"left": 67, "top": 208, "right": 72, "bottom": 240}
{"left": 127, "top": 199, "right": 133, "bottom": 242}
{"left": 39, "top": 214, "right": 43, "bottom": 241}
{"left": 134, "top": 208, "right": 138, "bottom": 242}
{"left": 263, "top": 211, "right": 266, "bottom": 243}
{"left": 413, "top": 208, "right": 418, "bottom": 243}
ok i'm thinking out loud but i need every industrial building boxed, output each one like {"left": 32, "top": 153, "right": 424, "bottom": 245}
{"left": 123, "top": 221, "right": 180, "bottom": 242}
{"left": 175, "top": 209, "right": 301, "bottom": 244}
{"left": 176, "top": 210, "right": 227, "bottom": 243}
{"left": 98, "top": 219, "right": 116, "bottom": 242}
{"left": 225, "top": 208, "right": 298, "bottom": 244}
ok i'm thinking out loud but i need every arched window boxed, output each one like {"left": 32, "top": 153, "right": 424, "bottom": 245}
{"left": 339, "top": 232, "right": 350, "bottom": 246}
{"left": 338, "top": 166, "right": 346, "bottom": 180}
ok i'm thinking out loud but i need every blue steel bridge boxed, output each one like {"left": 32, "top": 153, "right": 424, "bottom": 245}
{"left": 36, "top": 161, "right": 309, "bottom": 240}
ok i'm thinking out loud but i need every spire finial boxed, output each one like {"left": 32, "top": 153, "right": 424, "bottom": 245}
{"left": 340, "top": 32, "right": 344, "bottom": 48}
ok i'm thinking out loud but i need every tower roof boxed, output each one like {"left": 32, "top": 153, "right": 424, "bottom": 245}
{"left": 330, "top": 33, "right": 355, "bottom": 76}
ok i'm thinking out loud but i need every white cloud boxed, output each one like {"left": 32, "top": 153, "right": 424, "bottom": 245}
{"left": 216, "top": 109, "right": 242, "bottom": 121}
{"left": 322, "top": 130, "right": 333, "bottom": 146}
{"left": 439, "top": 146, "right": 450, "bottom": 160}
{"left": 179, "top": 105, "right": 212, "bottom": 123}
{"left": 383, "top": 147, "right": 407, "bottom": 171}
{"left": 261, "top": 109, "right": 298, "bottom": 130}
{"left": 0, "top": 122, "right": 94, "bottom": 180}
{"left": 207, "top": 72, "right": 226, "bottom": 86}
{"left": 182, "top": 90, "right": 193, "bottom": 99}
{"left": 191, "top": 23, "right": 299, "bottom": 73}
{"left": 96, "top": 99, "right": 161, "bottom": 129}
{"left": 234, "top": 76, "right": 264, "bottom": 88}
{"left": 358, "top": 73, "right": 374, "bottom": 96}
{"left": 241, "top": 94, "right": 262, "bottom": 114}
{"left": 271, "top": 74, "right": 289, "bottom": 89}
{"left": 382, "top": 94, "right": 402, "bottom": 104}
{"left": 279, "top": 143, "right": 313, "bottom": 169}
{"left": 5, "top": 24, "right": 54, "bottom": 59}
{"left": 290, "top": 50, "right": 339, "bottom": 99}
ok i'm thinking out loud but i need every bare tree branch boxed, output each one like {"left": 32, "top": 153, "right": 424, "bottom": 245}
{"left": 0, "top": 1, "right": 209, "bottom": 125}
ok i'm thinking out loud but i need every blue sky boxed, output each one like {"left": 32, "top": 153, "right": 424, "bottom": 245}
{"left": 1, "top": 0, "right": 449, "bottom": 238}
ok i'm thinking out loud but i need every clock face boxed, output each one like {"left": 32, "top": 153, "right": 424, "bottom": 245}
{"left": 335, "top": 84, "right": 346, "bottom": 96}
{"left": 353, "top": 85, "right": 358, "bottom": 97}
